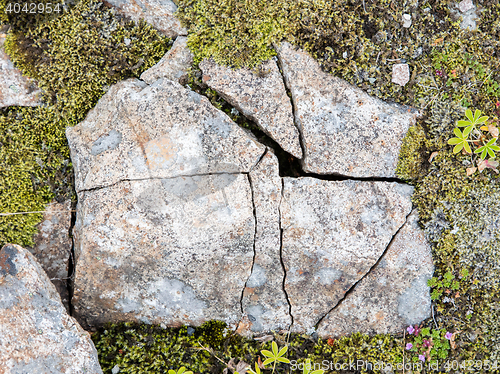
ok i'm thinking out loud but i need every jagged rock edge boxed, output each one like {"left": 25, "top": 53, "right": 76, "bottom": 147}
{"left": 313, "top": 207, "right": 415, "bottom": 330}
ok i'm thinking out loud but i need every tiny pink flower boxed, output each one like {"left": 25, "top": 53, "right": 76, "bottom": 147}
{"left": 419, "top": 354, "right": 426, "bottom": 362}
{"left": 407, "top": 325, "right": 415, "bottom": 335}
{"left": 414, "top": 325, "right": 421, "bottom": 336}
{"left": 445, "top": 332, "right": 453, "bottom": 340}
{"left": 496, "top": 101, "right": 500, "bottom": 108}
{"left": 436, "top": 70, "right": 443, "bottom": 77}
{"left": 423, "top": 339, "right": 431, "bottom": 348}
{"left": 406, "top": 343, "right": 413, "bottom": 350}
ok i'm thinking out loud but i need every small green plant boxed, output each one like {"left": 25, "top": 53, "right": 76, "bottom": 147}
{"left": 261, "top": 341, "right": 290, "bottom": 373}
{"left": 405, "top": 326, "right": 453, "bottom": 363}
{"left": 448, "top": 109, "right": 500, "bottom": 173}
{"left": 168, "top": 367, "right": 193, "bottom": 374}
{"left": 427, "top": 268, "right": 469, "bottom": 301}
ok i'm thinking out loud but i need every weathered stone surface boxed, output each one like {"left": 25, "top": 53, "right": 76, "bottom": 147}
{"left": 0, "top": 32, "right": 42, "bottom": 108}
{"left": 316, "top": 210, "right": 434, "bottom": 337}
{"left": 140, "top": 36, "right": 193, "bottom": 85}
{"left": 459, "top": 0, "right": 474, "bottom": 13}
{"left": 66, "top": 78, "right": 265, "bottom": 192}
{"left": 199, "top": 58, "right": 303, "bottom": 159}
{"left": 102, "top": 0, "right": 186, "bottom": 38}
{"left": 28, "top": 200, "right": 72, "bottom": 313}
{"left": 0, "top": 244, "right": 102, "bottom": 374}
{"left": 280, "top": 178, "right": 413, "bottom": 333}
{"left": 276, "top": 42, "right": 417, "bottom": 178}
{"left": 238, "top": 149, "right": 292, "bottom": 336}
{"left": 73, "top": 174, "right": 255, "bottom": 330}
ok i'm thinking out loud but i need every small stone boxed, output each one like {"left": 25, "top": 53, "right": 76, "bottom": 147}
{"left": 392, "top": 63, "right": 410, "bottom": 86}
{"left": 368, "top": 77, "right": 376, "bottom": 84}
{"left": 124, "top": 38, "right": 131, "bottom": 46}
{"left": 342, "top": 51, "right": 348, "bottom": 59}
{"left": 458, "top": 0, "right": 474, "bottom": 13}
{"left": 402, "top": 14, "right": 412, "bottom": 28}
{"left": 112, "top": 365, "right": 120, "bottom": 374}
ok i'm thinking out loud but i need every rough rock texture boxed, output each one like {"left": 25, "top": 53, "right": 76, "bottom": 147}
{"left": 66, "top": 78, "right": 265, "bottom": 192}
{"left": 102, "top": 0, "right": 186, "bottom": 38}
{"left": 276, "top": 42, "right": 417, "bottom": 178}
{"left": 73, "top": 174, "right": 255, "bottom": 330}
{"left": 238, "top": 149, "right": 292, "bottom": 336}
{"left": 27, "top": 200, "right": 72, "bottom": 313}
{"left": 199, "top": 58, "right": 303, "bottom": 159}
{"left": 0, "top": 244, "right": 102, "bottom": 374}
{"left": 280, "top": 178, "right": 414, "bottom": 333}
{"left": 316, "top": 210, "right": 434, "bottom": 337}
{"left": 458, "top": 0, "right": 474, "bottom": 13}
{"left": 0, "top": 33, "right": 41, "bottom": 108}
{"left": 140, "top": 36, "right": 193, "bottom": 85}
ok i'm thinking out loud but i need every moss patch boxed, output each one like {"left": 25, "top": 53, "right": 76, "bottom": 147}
{"left": 0, "top": 0, "right": 170, "bottom": 246}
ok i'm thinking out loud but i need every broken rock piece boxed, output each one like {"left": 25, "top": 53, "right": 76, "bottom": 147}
{"left": 392, "top": 63, "right": 410, "bottom": 86}
{"left": 316, "top": 209, "right": 434, "bottom": 337}
{"left": 276, "top": 42, "right": 416, "bottom": 178}
{"left": 0, "top": 244, "right": 102, "bottom": 374}
{"left": 280, "top": 178, "right": 414, "bottom": 333}
{"left": 200, "top": 58, "right": 303, "bottom": 159}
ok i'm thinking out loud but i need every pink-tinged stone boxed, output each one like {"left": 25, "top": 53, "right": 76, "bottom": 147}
{"left": 392, "top": 63, "right": 410, "bottom": 86}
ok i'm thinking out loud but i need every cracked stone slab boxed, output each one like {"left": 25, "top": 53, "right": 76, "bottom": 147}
{"left": 280, "top": 178, "right": 413, "bottom": 333}
{"left": 72, "top": 174, "right": 255, "bottom": 330}
{"left": 238, "top": 149, "right": 292, "bottom": 336}
{"left": 102, "top": 0, "right": 186, "bottom": 38}
{"left": 1, "top": 33, "right": 42, "bottom": 108}
{"left": 0, "top": 244, "right": 102, "bottom": 374}
{"left": 140, "top": 36, "right": 193, "bottom": 85}
{"left": 276, "top": 42, "right": 417, "bottom": 178}
{"left": 66, "top": 78, "right": 265, "bottom": 192}
{"left": 199, "top": 58, "right": 303, "bottom": 159}
{"left": 27, "top": 200, "right": 72, "bottom": 313}
{"left": 316, "top": 209, "right": 433, "bottom": 337}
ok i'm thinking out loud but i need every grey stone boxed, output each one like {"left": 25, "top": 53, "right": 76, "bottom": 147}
{"left": 72, "top": 174, "right": 255, "bottom": 330}
{"left": 27, "top": 200, "right": 72, "bottom": 313}
{"left": 458, "top": 0, "right": 474, "bottom": 13}
{"left": 66, "top": 78, "right": 265, "bottom": 192}
{"left": 102, "top": 0, "right": 186, "bottom": 38}
{"left": 238, "top": 149, "right": 292, "bottom": 336}
{"left": 0, "top": 32, "right": 42, "bottom": 108}
{"left": 280, "top": 178, "right": 414, "bottom": 333}
{"left": 402, "top": 14, "right": 412, "bottom": 28}
{"left": 0, "top": 244, "right": 102, "bottom": 374}
{"left": 392, "top": 64, "right": 410, "bottom": 86}
{"left": 276, "top": 42, "right": 417, "bottom": 178}
{"left": 199, "top": 58, "right": 303, "bottom": 159}
{"left": 316, "top": 210, "right": 434, "bottom": 337}
{"left": 141, "top": 36, "right": 193, "bottom": 85}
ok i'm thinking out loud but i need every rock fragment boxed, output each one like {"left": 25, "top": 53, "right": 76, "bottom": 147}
{"left": 392, "top": 63, "right": 410, "bottom": 86}
{"left": 402, "top": 13, "right": 412, "bottom": 28}
{"left": 0, "top": 244, "right": 102, "bottom": 374}
{"left": 316, "top": 210, "right": 434, "bottom": 337}
{"left": 238, "top": 149, "right": 292, "bottom": 336}
{"left": 199, "top": 58, "right": 303, "bottom": 159}
{"left": 276, "top": 42, "right": 416, "bottom": 178}
{"left": 27, "top": 200, "right": 72, "bottom": 312}
{"left": 102, "top": 0, "right": 186, "bottom": 38}
{"left": 140, "top": 36, "right": 193, "bottom": 85}
{"left": 72, "top": 174, "right": 255, "bottom": 330}
{"left": 458, "top": 0, "right": 474, "bottom": 13}
{"left": 280, "top": 178, "right": 413, "bottom": 333}
{"left": 0, "top": 32, "right": 42, "bottom": 108}
{"left": 66, "top": 78, "right": 265, "bottom": 192}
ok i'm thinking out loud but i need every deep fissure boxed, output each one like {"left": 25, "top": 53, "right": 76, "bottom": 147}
{"left": 67, "top": 197, "right": 77, "bottom": 317}
{"left": 313, "top": 208, "right": 414, "bottom": 330}
{"left": 279, "top": 178, "right": 294, "bottom": 327}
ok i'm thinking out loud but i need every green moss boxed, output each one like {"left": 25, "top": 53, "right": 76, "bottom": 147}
{"left": 0, "top": 0, "right": 170, "bottom": 247}
{"left": 395, "top": 124, "right": 430, "bottom": 182}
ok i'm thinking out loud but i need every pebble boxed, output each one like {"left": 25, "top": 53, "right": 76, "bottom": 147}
{"left": 402, "top": 14, "right": 412, "bottom": 28}
{"left": 459, "top": 0, "right": 474, "bottom": 13}
{"left": 392, "top": 63, "right": 410, "bottom": 86}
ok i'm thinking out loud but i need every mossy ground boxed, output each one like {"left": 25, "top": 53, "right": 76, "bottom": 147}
{"left": 3, "top": 0, "right": 500, "bottom": 372}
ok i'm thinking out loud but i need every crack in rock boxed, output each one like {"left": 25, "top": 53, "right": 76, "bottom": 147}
{"left": 279, "top": 177, "right": 294, "bottom": 327}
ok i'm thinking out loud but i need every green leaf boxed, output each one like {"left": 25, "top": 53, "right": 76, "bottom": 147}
{"left": 466, "top": 109, "right": 474, "bottom": 122}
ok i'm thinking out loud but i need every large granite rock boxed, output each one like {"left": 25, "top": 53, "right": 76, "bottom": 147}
{"left": 28, "top": 200, "right": 73, "bottom": 313}
{"left": 0, "top": 244, "right": 102, "bottom": 374}
{"left": 276, "top": 42, "right": 417, "bottom": 178}
{"left": 141, "top": 36, "right": 193, "bottom": 85}
{"left": 316, "top": 210, "right": 434, "bottom": 337}
{"left": 66, "top": 78, "right": 265, "bottom": 192}
{"left": 238, "top": 149, "right": 292, "bottom": 336}
{"left": 103, "top": 0, "right": 186, "bottom": 38}
{"left": 280, "top": 178, "right": 414, "bottom": 333}
{"left": 1, "top": 32, "right": 41, "bottom": 108}
{"left": 199, "top": 58, "right": 303, "bottom": 159}
{"left": 73, "top": 174, "right": 254, "bottom": 329}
